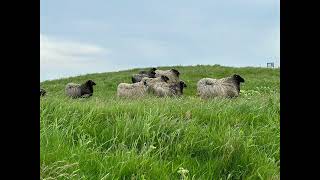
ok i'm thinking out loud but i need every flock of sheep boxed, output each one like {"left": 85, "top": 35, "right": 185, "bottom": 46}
{"left": 40, "top": 68, "right": 245, "bottom": 99}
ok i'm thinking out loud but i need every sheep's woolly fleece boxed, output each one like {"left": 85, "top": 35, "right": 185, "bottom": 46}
{"left": 144, "top": 76, "right": 186, "bottom": 97}
{"left": 155, "top": 69, "right": 180, "bottom": 83}
{"left": 117, "top": 81, "right": 148, "bottom": 98}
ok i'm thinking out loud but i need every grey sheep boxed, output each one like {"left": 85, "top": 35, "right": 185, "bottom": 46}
{"left": 145, "top": 76, "right": 187, "bottom": 97}
{"left": 155, "top": 69, "right": 180, "bottom": 83}
{"left": 131, "top": 68, "right": 157, "bottom": 83}
{"left": 65, "top": 80, "right": 96, "bottom": 98}
{"left": 197, "top": 74, "right": 245, "bottom": 99}
{"left": 117, "top": 75, "right": 169, "bottom": 98}
{"left": 40, "top": 88, "right": 46, "bottom": 96}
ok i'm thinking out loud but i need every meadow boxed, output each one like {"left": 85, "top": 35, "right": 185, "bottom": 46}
{"left": 40, "top": 65, "right": 280, "bottom": 179}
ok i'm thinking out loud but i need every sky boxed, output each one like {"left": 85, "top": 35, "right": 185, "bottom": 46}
{"left": 40, "top": 0, "right": 280, "bottom": 81}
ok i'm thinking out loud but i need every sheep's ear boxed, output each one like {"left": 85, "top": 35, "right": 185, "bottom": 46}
{"left": 161, "top": 75, "right": 169, "bottom": 82}
{"left": 171, "top": 69, "right": 180, "bottom": 77}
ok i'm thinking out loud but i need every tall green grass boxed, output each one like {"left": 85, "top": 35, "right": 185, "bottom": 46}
{"left": 40, "top": 65, "right": 280, "bottom": 179}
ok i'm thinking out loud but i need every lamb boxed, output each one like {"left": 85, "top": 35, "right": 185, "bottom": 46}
{"left": 40, "top": 88, "right": 46, "bottom": 96}
{"left": 197, "top": 74, "right": 245, "bottom": 99}
{"left": 131, "top": 68, "right": 157, "bottom": 83}
{"left": 154, "top": 69, "right": 180, "bottom": 83}
{"left": 65, "top": 80, "right": 96, "bottom": 98}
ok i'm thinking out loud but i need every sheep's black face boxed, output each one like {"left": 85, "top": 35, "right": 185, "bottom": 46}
{"left": 86, "top": 80, "right": 96, "bottom": 86}
{"left": 150, "top": 67, "right": 157, "bottom": 72}
{"left": 180, "top": 81, "right": 187, "bottom": 88}
{"left": 171, "top": 69, "right": 180, "bottom": 77}
{"left": 161, "top": 75, "right": 169, "bottom": 82}
{"left": 233, "top": 74, "right": 245, "bottom": 83}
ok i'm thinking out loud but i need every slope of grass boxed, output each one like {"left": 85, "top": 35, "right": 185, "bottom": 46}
{"left": 40, "top": 65, "right": 280, "bottom": 179}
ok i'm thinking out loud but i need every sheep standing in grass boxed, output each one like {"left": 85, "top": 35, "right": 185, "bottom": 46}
{"left": 40, "top": 88, "right": 46, "bottom": 96}
{"left": 131, "top": 68, "right": 157, "bottom": 83}
{"left": 197, "top": 74, "right": 245, "bottom": 99}
{"left": 155, "top": 69, "right": 180, "bottom": 83}
{"left": 65, "top": 80, "right": 96, "bottom": 98}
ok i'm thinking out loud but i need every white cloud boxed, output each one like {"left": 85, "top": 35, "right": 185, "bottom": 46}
{"left": 40, "top": 34, "right": 112, "bottom": 81}
{"left": 40, "top": 34, "right": 109, "bottom": 66}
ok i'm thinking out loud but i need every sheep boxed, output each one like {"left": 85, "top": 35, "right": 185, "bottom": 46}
{"left": 117, "top": 80, "right": 151, "bottom": 98}
{"left": 145, "top": 76, "right": 173, "bottom": 97}
{"left": 131, "top": 68, "right": 157, "bottom": 83}
{"left": 118, "top": 75, "right": 186, "bottom": 98}
{"left": 65, "top": 80, "right": 96, "bottom": 98}
{"left": 125, "top": 75, "right": 170, "bottom": 97}
{"left": 145, "top": 76, "right": 187, "bottom": 97}
{"left": 40, "top": 88, "right": 46, "bottom": 96}
{"left": 197, "top": 74, "right": 245, "bottom": 99}
{"left": 155, "top": 69, "right": 180, "bottom": 83}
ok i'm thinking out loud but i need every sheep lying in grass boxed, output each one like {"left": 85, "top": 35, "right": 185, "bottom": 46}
{"left": 40, "top": 88, "right": 46, "bottom": 96}
{"left": 155, "top": 69, "right": 180, "bottom": 83}
{"left": 197, "top": 74, "right": 245, "bottom": 99}
{"left": 145, "top": 76, "right": 187, "bottom": 97}
{"left": 117, "top": 80, "right": 149, "bottom": 98}
{"left": 65, "top": 80, "right": 96, "bottom": 98}
{"left": 119, "top": 74, "right": 187, "bottom": 98}
{"left": 131, "top": 68, "right": 157, "bottom": 83}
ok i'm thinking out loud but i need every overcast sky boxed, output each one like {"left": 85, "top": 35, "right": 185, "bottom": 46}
{"left": 40, "top": 0, "right": 280, "bottom": 81}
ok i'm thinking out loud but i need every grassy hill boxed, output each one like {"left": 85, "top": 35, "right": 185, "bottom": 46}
{"left": 40, "top": 65, "right": 280, "bottom": 179}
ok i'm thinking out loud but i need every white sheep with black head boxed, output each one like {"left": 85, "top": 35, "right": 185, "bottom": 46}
{"left": 65, "top": 80, "right": 96, "bottom": 98}
{"left": 197, "top": 74, "right": 245, "bottom": 99}
{"left": 131, "top": 68, "right": 157, "bottom": 83}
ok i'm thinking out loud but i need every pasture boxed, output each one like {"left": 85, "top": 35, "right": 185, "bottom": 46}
{"left": 40, "top": 65, "right": 280, "bottom": 179}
